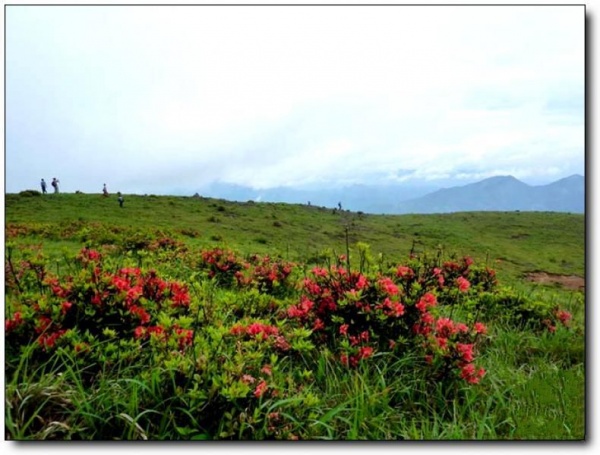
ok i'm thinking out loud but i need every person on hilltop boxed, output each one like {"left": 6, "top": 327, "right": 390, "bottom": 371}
{"left": 118, "top": 192, "right": 124, "bottom": 208}
{"left": 40, "top": 178, "right": 47, "bottom": 194}
{"left": 51, "top": 178, "right": 60, "bottom": 194}
{"left": 103, "top": 183, "right": 109, "bottom": 197}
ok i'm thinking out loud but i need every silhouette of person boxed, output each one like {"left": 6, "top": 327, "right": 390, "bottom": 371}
{"left": 118, "top": 192, "right": 124, "bottom": 208}
{"left": 103, "top": 183, "right": 108, "bottom": 197}
{"left": 40, "top": 179, "right": 47, "bottom": 194}
{"left": 51, "top": 178, "right": 59, "bottom": 194}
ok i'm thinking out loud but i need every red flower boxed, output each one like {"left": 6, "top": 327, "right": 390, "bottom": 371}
{"left": 61, "top": 301, "right": 73, "bottom": 315}
{"left": 358, "top": 346, "right": 374, "bottom": 359}
{"left": 303, "top": 278, "right": 321, "bottom": 295}
{"left": 355, "top": 274, "right": 368, "bottom": 290}
{"left": 397, "top": 266, "right": 414, "bottom": 280}
{"left": 390, "top": 301, "right": 405, "bottom": 317}
{"left": 261, "top": 364, "right": 273, "bottom": 376}
{"left": 313, "top": 318, "right": 325, "bottom": 331}
{"left": 112, "top": 276, "right": 130, "bottom": 292}
{"left": 460, "top": 363, "right": 485, "bottom": 384}
{"left": 416, "top": 293, "right": 437, "bottom": 313}
{"left": 474, "top": 322, "right": 487, "bottom": 334}
{"left": 436, "top": 337, "right": 448, "bottom": 349}
{"left": 171, "top": 282, "right": 191, "bottom": 308}
{"left": 126, "top": 285, "right": 143, "bottom": 302}
{"left": 312, "top": 267, "right": 328, "bottom": 277}
{"left": 339, "top": 324, "right": 349, "bottom": 336}
{"left": 379, "top": 277, "right": 399, "bottom": 296}
{"left": 5, "top": 312, "right": 23, "bottom": 333}
{"left": 129, "top": 305, "right": 151, "bottom": 324}
{"left": 242, "top": 374, "right": 256, "bottom": 384}
{"left": 456, "top": 276, "right": 470, "bottom": 292}
{"left": 456, "top": 343, "right": 474, "bottom": 362}
{"left": 175, "top": 328, "right": 194, "bottom": 349}
{"left": 134, "top": 326, "right": 146, "bottom": 339}
{"left": 435, "top": 318, "right": 456, "bottom": 338}
{"left": 556, "top": 310, "right": 572, "bottom": 326}
{"left": 254, "top": 380, "right": 268, "bottom": 398}
{"left": 455, "top": 323, "right": 469, "bottom": 334}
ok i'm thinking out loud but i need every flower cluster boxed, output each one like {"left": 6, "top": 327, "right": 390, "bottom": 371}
{"left": 8, "top": 248, "right": 194, "bottom": 354}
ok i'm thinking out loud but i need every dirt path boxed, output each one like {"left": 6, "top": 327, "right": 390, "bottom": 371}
{"left": 525, "top": 272, "right": 585, "bottom": 291}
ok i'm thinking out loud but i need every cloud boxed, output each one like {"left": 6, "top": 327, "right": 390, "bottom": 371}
{"left": 5, "top": 5, "right": 584, "bottom": 194}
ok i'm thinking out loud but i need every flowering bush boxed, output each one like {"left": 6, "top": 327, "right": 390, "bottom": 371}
{"left": 5, "top": 247, "right": 196, "bottom": 366}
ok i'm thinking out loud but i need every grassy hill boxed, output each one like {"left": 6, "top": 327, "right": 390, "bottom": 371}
{"left": 4, "top": 191, "right": 585, "bottom": 440}
{"left": 5, "top": 192, "right": 585, "bottom": 285}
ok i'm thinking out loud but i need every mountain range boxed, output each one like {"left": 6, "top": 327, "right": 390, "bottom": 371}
{"left": 199, "top": 174, "right": 585, "bottom": 215}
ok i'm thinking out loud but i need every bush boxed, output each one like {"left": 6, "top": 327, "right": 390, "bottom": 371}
{"left": 19, "top": 190, "right": 42, "bottom": 197}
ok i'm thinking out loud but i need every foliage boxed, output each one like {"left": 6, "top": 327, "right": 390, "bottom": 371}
{"left": 4, "top": 240, "right": 582, "bottom": 440}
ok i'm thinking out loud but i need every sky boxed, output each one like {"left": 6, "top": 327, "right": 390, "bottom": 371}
{"left": 4, "top": 4, "right": 585, "bottom": 195}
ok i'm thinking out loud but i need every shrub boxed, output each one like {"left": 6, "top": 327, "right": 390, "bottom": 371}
{"left": 19, "top": 190, "right": 42, "bottom": 197}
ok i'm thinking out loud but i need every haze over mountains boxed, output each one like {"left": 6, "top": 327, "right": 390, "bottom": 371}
{"left": 199, "top": 175, "right": 585, "bottom": 215}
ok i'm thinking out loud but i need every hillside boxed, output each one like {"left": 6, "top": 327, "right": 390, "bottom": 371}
{"left": 4, "top": 192, "right": 585, "bottom": 284}
{"left": 394, "top": 174, "right": 585, "bottom": 214}
{"left": 196, "top": 175, "right": 584, "bottom": 215}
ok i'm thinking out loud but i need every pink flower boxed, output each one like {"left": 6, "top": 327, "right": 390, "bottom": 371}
{"left": 61, "top": 301, "right": 73, "bottom": 315}
{"left": 474, "top": 322, "right": 487, "bottom": 334}
{"left": 313, "top": 318, "right": 325, "bottom": 331}
{"left": 242, "top": 374, "right": 256, "bottom": 384}
{"left": 261, "top": 364, "right": 273, "bottom": 376}
{"left": 254, "top": 380, "right": 268, "bottom": 398}
{"left": 391, "top": 301, "right": 405, "bottom": 317}
{"left": 397, "top": 266, "right": 414, "bottom": 279}
{"left": 556, "top": 310, "right": 572, "bottom": 326}
{"left": 456, "top": 276, "right": 470, "bottom": 292}
{"left": 460, "top": 363, "right": 485, "bottom": 384}
{"left": 456, "top": 343, "right": 474, "bottom": 362}
{"left": 379, "top": 277, "right": 399, "bottom": 296}
{"left": 311, "top": 267, "right": 328, "bottom": 277}
{"left": 435, "top": 318, "right": 456, "bottom": 338}
{"left": 436, "top": 337, "right": 448, "bottom": 349}
{"left": 355, "top": 274, "right": 368, "bottom": 290}
{"left": 339, "top": 324, "right": 349, "bottom": 336}
{"left": 455, "top": 323, "right": 469, "bottom": 333}
{"left": 416, "top": 293, "right": 437, "bottom": 313}
{"left": 358, "top": 346, "right": 374, "bottom": 359}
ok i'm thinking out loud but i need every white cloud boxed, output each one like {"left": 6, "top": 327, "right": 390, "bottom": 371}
{"left": 5, "top": 4, "right": 584, "bottom": 194}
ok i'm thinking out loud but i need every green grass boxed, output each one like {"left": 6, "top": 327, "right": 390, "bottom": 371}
{"left": 4, "top": 192, "right": 585, "bottom": 440}
{"left": 5, "top": 192, "right": 585, "bottom": 284}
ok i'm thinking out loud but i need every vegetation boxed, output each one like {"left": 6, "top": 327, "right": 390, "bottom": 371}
{"left": 4, "top": 192, "right": 585, "bottom": 440}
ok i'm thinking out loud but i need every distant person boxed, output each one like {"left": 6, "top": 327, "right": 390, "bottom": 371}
{"left": 103, "top": 183, "right": 109, "bottom": 197}
{"left": 51, "top": 178, "right": 59, "bottom": 194}
{"left": 40, "top": 179, "right": 47, "bottom": 194}
{"left": 118, "top": 192, "right": 124, "bottom": 208}
{"left": 338, "top": 201, "right": 342, "bottom": 210}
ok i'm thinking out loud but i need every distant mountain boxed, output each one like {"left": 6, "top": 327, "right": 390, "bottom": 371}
{"left": 196, "top": 175, "right": 584, "bottom": 215}
{"left": 199, "top": 181, "right": 440, "bottom": 213}
{"left": 394, "top": 175, "right": 584, "bottom": 214}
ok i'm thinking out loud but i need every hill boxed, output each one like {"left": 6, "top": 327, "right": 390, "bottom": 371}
{"left": 4, "top": 192, "right": 585, "bottom": 284}
{"left": 197, "top": 175, "right": 584, "bottom": 215}
{"left": 394, "top": 174, "right": 584, "bottom": 214}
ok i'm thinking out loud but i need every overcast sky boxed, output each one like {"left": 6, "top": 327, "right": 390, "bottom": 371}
{"left": 5, "top": 4, "right": 584, "bottom": 195}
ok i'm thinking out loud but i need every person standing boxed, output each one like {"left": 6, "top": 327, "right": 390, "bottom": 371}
{"left": 51, "top": 178, "right": 59, "bottom": 194}
{"left": 103, "top": 183, "right": 108, "bottom": 197}
{"left": 40, "top": 179, "right": 47, "bottom": 194}
{"left": 118, "top": 192, "right": 124, "bottom": 208}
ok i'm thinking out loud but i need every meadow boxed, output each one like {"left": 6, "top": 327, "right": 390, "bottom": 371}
{"left": 4, "top": 191, "right": 585, "bottom": 440}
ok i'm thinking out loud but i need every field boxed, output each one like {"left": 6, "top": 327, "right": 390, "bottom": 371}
{"left": 4, "top": 191, "right": 585, "bottom": 440}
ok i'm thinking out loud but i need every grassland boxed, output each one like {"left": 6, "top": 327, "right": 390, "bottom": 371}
{"left": 4, "top": 191, "right": 585, "bottom": 440}
{"left": 4, "top": 192, "right": 585, "bottom": 283}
